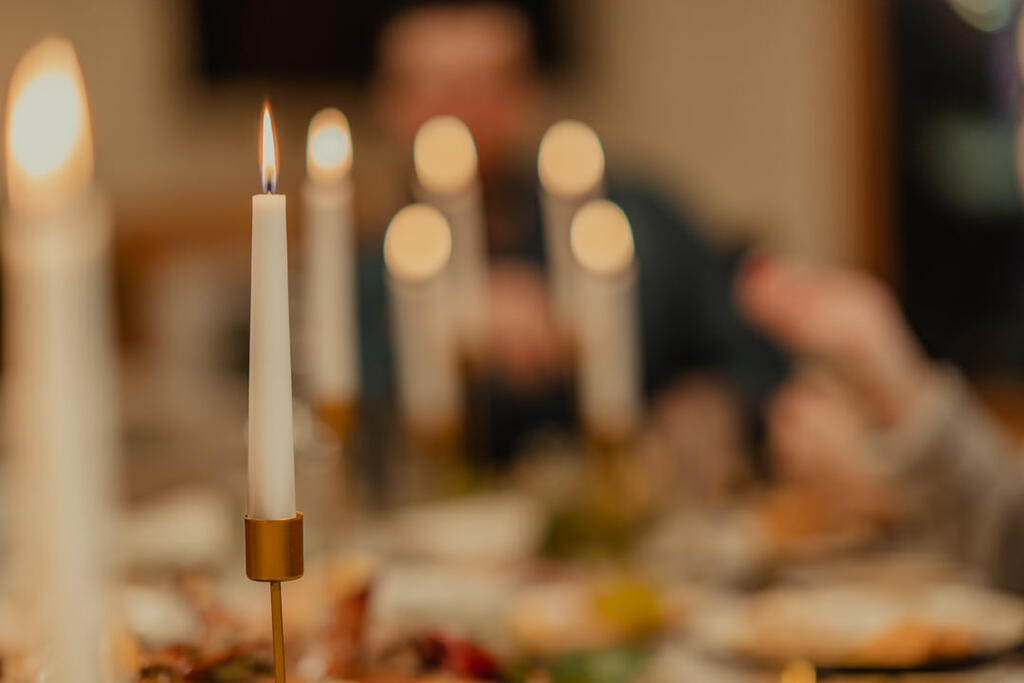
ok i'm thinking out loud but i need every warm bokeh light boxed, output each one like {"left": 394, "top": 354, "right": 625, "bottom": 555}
{"left": 259, "top": 102, "right": 278, "bottom": 193}
{"left": 413, "top": 115, "right": 478, "bottom": 195}
{"left": 570, "top": 199, "right": 634, "bottom": 276}
{"left": 10, "top": 73, "right": 80, "bottom": 178}
{"left": 306, "top": 107, "right": 352, "bottom": 184}
{"left": 384, "top": 204, "right": 453, "bottom": 282}
{"left": 538, "top": 120, "right": 604, "bottom": 199}
{"left": 4, "top": 37, "right": 93, "bottom": 214}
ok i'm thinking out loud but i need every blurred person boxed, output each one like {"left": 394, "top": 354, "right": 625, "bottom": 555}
{"left": 360, "top": 0, "right": 786, "bottom": 462}
{"left": 737, "top": 254, "right": 1024, "bottom": 592}
{"left": 375, "top": 1, "right": 539, "bottom": 187}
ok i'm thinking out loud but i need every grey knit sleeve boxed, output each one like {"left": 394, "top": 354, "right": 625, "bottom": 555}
{"left": 880, "top": 368, "right": 1024, "bottom": 592}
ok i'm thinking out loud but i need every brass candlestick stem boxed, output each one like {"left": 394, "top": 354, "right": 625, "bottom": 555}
{"left": 244, "top": 513, "right": 304, "bottom": 683}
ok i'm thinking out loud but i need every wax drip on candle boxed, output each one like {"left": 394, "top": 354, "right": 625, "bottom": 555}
{"left": 5, "top": 37, "right": 93, "bottom": 215}
{"left": 307, "top": 108, "right": 352, "bottom": 184}
{"left": 384, "top": 204, "right": 452, "bottom": 283}
{"left": 413, "top": 116, "right": 478, "bottom": 195}
{"left": 538, "top": 120, "right": 605, "bottom": 199}
{"left": 259, "top": 102, "right": 279, "bottom": 194}
{"left": 570, "top": 199, "right": 635, "bottom": 276}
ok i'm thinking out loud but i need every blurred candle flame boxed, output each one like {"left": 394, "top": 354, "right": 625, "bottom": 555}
{"left": 259, "top": 101, "right": 278, "bottom": 193}
{"left": 384, "top": 204, "right": 452, "bottom": 283}
{"left": 306, "top": 108, "right": 352, "bottom": 184}
{"left": 570, "top": 199, "right": 635, "bottom": 276}
{"left": 4, "top": 37, "right": 93, "bottom": 214}
{"left": 413, "top": 115, "right": 477, "bottom": 195}
{"left": 538, "top": 120, "right": 604, "bottom": 199}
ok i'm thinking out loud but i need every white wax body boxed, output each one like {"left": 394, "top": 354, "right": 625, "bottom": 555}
{"left": 302, "top": 179, "right": 360, "bottom": 405}
{"left": 248, "top": 194, "right": 297, "bottom": 519}
{"left": 576, "top": 265, "right": 642, "bottom": 438}
{"left": 3, "top": 188, "right": 117, "bottom": 683}
{"left": 387, "top": 274, "right": 462, "bottom": 432}
{"left": 540, "top": 182, "right": 603, "bottom": 326}
{"left": 416, "top": 182, "right": 489, "bottom": 352}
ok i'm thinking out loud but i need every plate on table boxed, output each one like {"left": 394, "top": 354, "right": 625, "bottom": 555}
{"left": 508, "top": 573, "right": 688, "bottom": 656}
{"left": 690, "top": 582, "right": 1024, "bottom": 670}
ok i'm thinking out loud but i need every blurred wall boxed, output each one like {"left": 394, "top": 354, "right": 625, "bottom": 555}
{"left": 557, "top": 0, "right": 886, "bottom": 266}
{"left": 0, "top": 0, "right": 885, "bottom": 265}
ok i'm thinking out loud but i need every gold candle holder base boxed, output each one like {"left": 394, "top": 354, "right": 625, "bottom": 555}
{"left": 244, "top": 513, "right": 304, "bottom": 683}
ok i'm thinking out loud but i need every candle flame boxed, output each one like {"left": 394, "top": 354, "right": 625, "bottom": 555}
{"left": 413, "top": 115, "right": 477, "bottom": 195}
{"left": 538, "top": 120, "right": 604, "bottom": 199}
{"left": 384, "top": 204, "right": 452, "bottom": 283}
{"left": 4, "top": 37, "right": 93, "bottom": 214}
{"left": 570, "top": 199, "right": 635, "bottom": 276}
{"left": 306, "top": 108, "right": 352, "bottom": 183}
{"left": 259, "top": 101, "right": 278, "bottom": 193}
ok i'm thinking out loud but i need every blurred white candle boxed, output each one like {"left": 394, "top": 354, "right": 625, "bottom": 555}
{"left": 570, "top": 200, "right": 641, "bottom": 439}
{"left": 538, "top": 120, "right": 605, "bottom": 326}
{"left": 248, "top": 102, "right": 296, "bottom": 520}
{"left": 413, "top": 116, "right": 489, "bottom": 355}
{"left": 383, "top": 204, "right": 461, "bottom": 433}
{"left": 3, "top": 37, "right": 117, "bottom": 682}
{"left": 302, "top": 108, "right": 359, "bottom": 411}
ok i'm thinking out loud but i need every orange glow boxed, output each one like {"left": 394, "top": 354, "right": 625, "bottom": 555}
{"left": 780, "top": 660, "right": 816, "bottom": 683}
{"left": 259, "top": 101, "right": 279, "bottom": 193}
{"left": 4, "top": 37, "right": 93, "bottom": 214}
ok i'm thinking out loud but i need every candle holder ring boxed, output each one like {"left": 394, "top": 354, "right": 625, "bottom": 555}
{"left": 244, "top": 513, "right": 304, "bottom": 581}
{"left": 244, "top": 512, "right": 303, "bottom": 683}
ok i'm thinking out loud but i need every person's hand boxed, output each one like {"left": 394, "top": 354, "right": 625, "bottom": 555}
{"left": 767, "top": 367, "right": 896, "bottom": 523}
{"left": 487, "top": 261, "right": 572, "bottom": 393}
{"left": 736, "top": 253, "right": 933, "bottom": 429}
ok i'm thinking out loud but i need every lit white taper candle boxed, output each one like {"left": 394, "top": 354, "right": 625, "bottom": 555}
{"left": 383, "top": 204, "right": 461, "bottom": 434}
{"left": 413, "top": 115, "right": 489, "bottom": 355}
{"left": 538, "top": 120, "right": 605, "bottom": 326}
{"left": 248, "top": 102, "right": 296, "bottom": 520}
{"left": 3, "top": 37, "right": 117, "bottom": 682}
{"left": 570, "top": 199, "right": 641, "bottom": 440}
{"left": 302, "top": 108, "right": 359, "bottom": 418}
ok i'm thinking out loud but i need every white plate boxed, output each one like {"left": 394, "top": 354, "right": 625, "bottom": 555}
{"left": 690, "top": 583, "right": 1024, "bottom": 669}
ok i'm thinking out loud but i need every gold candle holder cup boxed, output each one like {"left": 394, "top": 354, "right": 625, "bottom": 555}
{"left": 244, "top": 513, "right": 304, "bottom": 581}
{"left": 244, "top": 512, "right": 304, "bottom": 683}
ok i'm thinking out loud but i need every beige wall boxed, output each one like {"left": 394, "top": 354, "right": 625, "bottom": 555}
{"left": 0, "top": 0, "right": 882, "bottom": 264}
{"left": 557, "top": 0, "right": 882, "bottom": 263}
